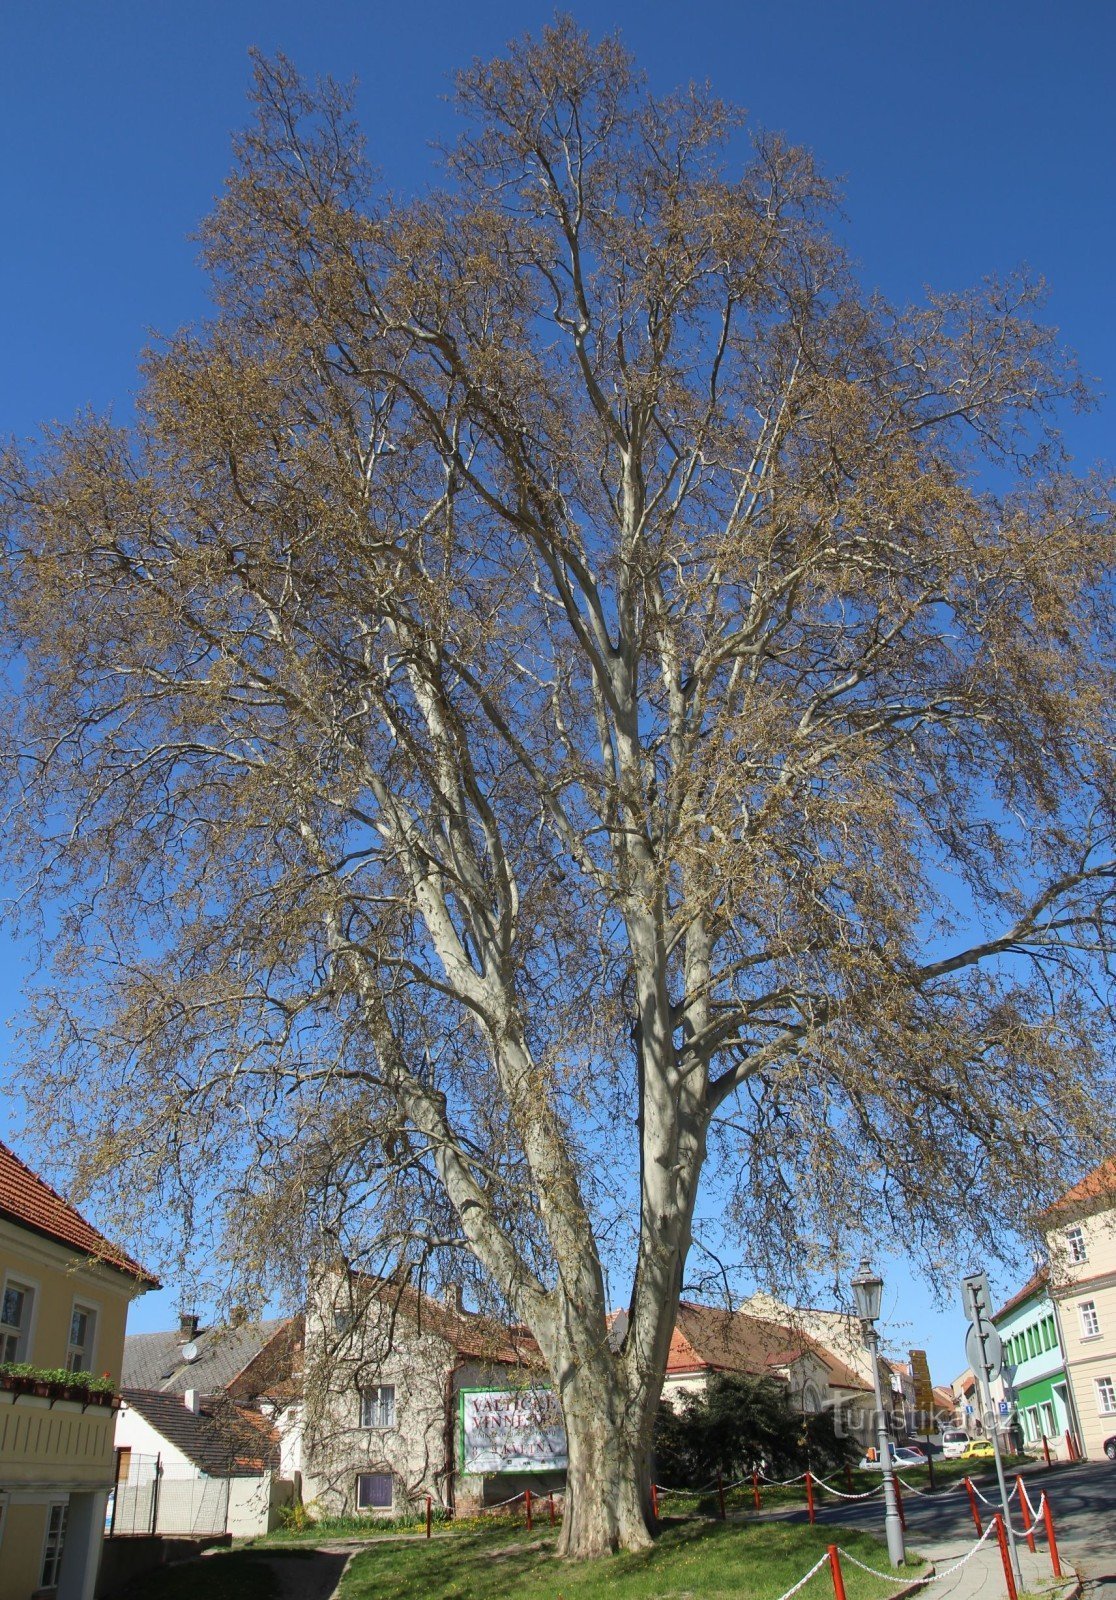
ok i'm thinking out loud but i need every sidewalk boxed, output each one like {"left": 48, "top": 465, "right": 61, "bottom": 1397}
{"left": 902, "top": 1528, "right": 1076, "bottom": 1600}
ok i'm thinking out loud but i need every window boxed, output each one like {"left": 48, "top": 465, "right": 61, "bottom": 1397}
{"left": 67, "top": 1303, "right": 97, "bottom": 1373}
{"left": 1028, "top": 1325, "right": 1039, "bottom": 1358}
{"left": 360, "top": 1384, "right": 396, "bottom": 1429}
{"left": 1079, "top": 1300, "right": 1101, "bottom": 1339}
{"left": 0, "top": 1280, "right": 33, "bottom": 1362}
{"left": 41, "top": 1501, "right": 68, "bottom": 1588}
{"left": 1065, "top": 1225, "right": 1087, "bottom": 1264}
{"left": 1041, "top": 1401, "right": 1056, "bottom": 1436}
{"left": 1095, "top": 1377, "right": 1116, "bottom": 1416}
{"left": 1043, "top": 1317, "right": 1056, "bottom": 1352}
{"left": 356, "top": 1473, "right": 393, "bottom": 1509}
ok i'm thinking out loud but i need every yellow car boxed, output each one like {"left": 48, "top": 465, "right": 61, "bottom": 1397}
{"left": 959, "top": 1439, "right": 996, "bottom": 1460}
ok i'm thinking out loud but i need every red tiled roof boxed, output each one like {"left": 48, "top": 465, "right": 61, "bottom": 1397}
{"left": 664, "top": 1301, "right": 873, "bottom": 1394}
{"left": 346, "top": 1274, "right": 542, "bottom": 1367}
{"left": 991, "top": 1269, "right": 1048, "bottom": 1324}
{"left": 1044, "top": 1156, "right": 1116, "bottom": 1218}
{"left": 0, "top": 1140, "right": 159, "bottom": 1287}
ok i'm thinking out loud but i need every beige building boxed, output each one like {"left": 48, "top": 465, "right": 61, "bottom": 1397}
{"left": 656, "top": 1298, "right": 876, "bottom": 1447}
{"left": 292, "top": 1273, "right": 550, "bottom": 1518}
{"left": 0, "top": 1139, "right": 156, "bottom": 1600}
{"left": 740, "top": 1292, "right": 909, "bottom": 1439}
{"left": 1043, "top": 1157, "right": 1116, "bottom": 1461}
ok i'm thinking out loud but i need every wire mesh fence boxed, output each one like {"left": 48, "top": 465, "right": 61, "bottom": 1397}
{"left": 107, "top": 1451, "right": 230, "bottom": 1537}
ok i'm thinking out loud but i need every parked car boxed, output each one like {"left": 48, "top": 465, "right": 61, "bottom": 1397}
{"left": 958, "top": 1439, "right": 996, "bottom": 1461}
{"left": 941, "top": 1428, "right": 970, "bottom": 1459}
{"left": 1104, "top": 1434, "right": 1115, "bottom": 1461}
{"left": 857, "top": 1446, "right": 928, "bottom": 1471}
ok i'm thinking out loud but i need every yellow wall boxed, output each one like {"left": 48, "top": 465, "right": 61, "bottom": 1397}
{"left": 1, "top": 1503, "right": 54, "bottom": 1600}
{"left": 1047, "top": 1209, "right": 1116, "bottom": 1460}
{"left": 0, "top": 1222, "right": 135, "bottom": 1383}
{"left": 0, "top": 1216, "right": 149, "bottom": 1600}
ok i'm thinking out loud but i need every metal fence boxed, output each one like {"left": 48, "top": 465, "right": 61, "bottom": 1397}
{"left": 106, "top": 1451, "right": 230, "bottom": 1537}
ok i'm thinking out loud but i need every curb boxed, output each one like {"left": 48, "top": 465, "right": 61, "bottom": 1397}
{"left": 888, "top": 1567, "right": 934, "bottom": 1599}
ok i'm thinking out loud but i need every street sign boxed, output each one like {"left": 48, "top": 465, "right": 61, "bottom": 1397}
{"left": 961, "top": 1271, "right": 992, "bottom": 1323}
{"left": 965, "top": 1321, "right": 1003, "bottom": 1381}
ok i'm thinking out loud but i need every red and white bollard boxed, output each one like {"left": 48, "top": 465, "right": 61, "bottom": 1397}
{"left": 1016, "top": 1476, "right": 1036, "bottom": 1553}
{"left": 827, "top": 1544, "right": 848, "bottom": 1600}
{"left": 752, "top": 1469, "right": 761, "bottom": 1510}
{"left": 1041, "top": 1433, "right": 1051, "bottom": 1467}
{"left": 805, "top": 1469, "right": 816, "bottom": 1525}
{"left": 651, "top": 1481, "right": 659, "bottom": 1519}
{"left": 964, "top": 1475, "right": 983, "bottom": 1537}
{"left": 548, "top": 1491, "right": 555, "bottom": 1527}
{"left": 993, "top": 1513, "right": 1018, "bottom": 1600}
{"left": 525, "top": 1488, "right": 532, "bottom": 1531}
{"left": 425, "top": 1495, "right": 432, "bottom": 1539}
{"left": 1042, "top": 1495, "right": 1063, "bottom": 1580}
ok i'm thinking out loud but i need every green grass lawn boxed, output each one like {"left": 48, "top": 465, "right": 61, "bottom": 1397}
{"left": 338, "top": 1518, "right": 921, "bottom": 1600}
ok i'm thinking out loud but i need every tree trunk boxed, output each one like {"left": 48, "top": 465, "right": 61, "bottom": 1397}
{"left": 555, "top": 1355, "right": 655, "bottom": 1558}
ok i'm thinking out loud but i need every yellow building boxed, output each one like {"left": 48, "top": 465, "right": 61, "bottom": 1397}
{"left": 0, "top": 1140, "right": 157, "bottom": 1600}
{"left": 1043, "top": 1156, "right": 1116, "bottom": 1462}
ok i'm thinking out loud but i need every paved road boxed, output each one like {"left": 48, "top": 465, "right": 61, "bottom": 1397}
{"left": 795, "top": 1461, "right": 1116, "bottom": 1595}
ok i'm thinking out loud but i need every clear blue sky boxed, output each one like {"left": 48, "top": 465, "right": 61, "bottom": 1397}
{"left": 1, "top": 1, "right": 1112, "bottom": 1379}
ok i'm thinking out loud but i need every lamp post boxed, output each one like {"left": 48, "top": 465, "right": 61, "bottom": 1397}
{"left": 852, "top": 1258, "right": 906, "bottom": 1568}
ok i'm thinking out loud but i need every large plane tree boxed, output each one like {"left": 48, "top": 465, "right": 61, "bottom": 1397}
{"left": 2, "top": 21, "right": 1114, "bottom": 1557}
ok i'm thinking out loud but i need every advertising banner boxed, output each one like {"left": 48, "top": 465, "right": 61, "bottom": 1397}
{"left": 460, "top": 1387, "right": 568, "bottom": 1474}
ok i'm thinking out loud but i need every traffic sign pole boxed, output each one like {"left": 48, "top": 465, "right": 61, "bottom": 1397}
{"left": 962, "top": 1273, "right": 1023, "bottom": 1591}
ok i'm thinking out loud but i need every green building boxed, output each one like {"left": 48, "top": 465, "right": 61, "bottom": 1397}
{"left": 991, "top": 1271, "right": 1073, "bottom": 1452}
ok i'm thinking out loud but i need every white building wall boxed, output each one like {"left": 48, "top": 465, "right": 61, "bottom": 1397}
{"left": 112, "top": 1401, "right": 199, "bottom": 1475}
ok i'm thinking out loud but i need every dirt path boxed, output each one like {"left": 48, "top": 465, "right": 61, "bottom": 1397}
{"left": 254, "top": 1549, "right": 352, "bottom": 1600}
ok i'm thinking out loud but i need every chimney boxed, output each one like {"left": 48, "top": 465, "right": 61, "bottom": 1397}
{"left": 178, "top": 1312, "right": 200, "bottom": 1342}
{"left": 444, "top": 1284, "right": 464, "bottom": 1315}
{"left": 183, "top": 1389, "right": 200, "bottom": 1414}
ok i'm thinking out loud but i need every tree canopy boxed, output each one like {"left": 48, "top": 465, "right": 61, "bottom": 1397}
{"left": 1, "top": 18, "right": 1113, "bottom": 1555}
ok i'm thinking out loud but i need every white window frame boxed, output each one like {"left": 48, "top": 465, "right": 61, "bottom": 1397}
{"left": 0, "top": 1274, "right": 36, "bottom": 1364}
{"left": 41, "top": 1500, "right": 68, "bottom": 1588}
{"left": 66, "top": 1300, "right": 98, "bottom": 1374}
{"left": 1079, "top": 1300, "right": 1101, "bottom": 1340}
{"left": 356, "top": 1472, "right": 393, "bottom": 1510}
{"left": 1065, "top": 1225, "right": 1088, "bottom": 1264}
{"left": 1095, "top": 1376, "right": 1116, "bottom": 1416}
{"left": 360, "top": 1383, "right": 396, "bottom": 1429}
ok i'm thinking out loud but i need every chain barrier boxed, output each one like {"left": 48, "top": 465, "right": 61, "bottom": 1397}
{"left": 769, "top": 1553, "right": 829, "bottom": 1600}
{"left": 840, "top": 1518, "right": 997, "bottom": 1586}
{"left": 894, "top": 1474, "right": 941, "bottom": 1498}
{"left": 757, "top": 1469, "right": 811, "bottom": 1485}
{"left": 654, "top": 1474, "right": 753, "bottom": 1498}
{"left": 811, "top": 1476, "right": 886, "bottom": 1501}
{"left": 476, "top": 1490, "right": 527, "bottom": 1513}
{"left": 1007, "top": 1494, "right": 1047, "bottom": 1542}
{"left": 970, "top": 1478, "right": 1020, "bottom": 1507}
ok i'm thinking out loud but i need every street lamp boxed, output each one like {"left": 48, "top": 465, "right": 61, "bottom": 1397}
{"left": 851, "top": 1258, "right": 906, "bottom": 1568}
